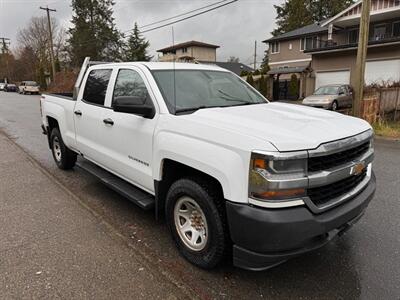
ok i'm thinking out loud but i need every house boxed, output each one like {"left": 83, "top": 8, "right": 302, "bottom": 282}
{"left": 263, "top": 23, "right": 327, "bottom": 100}
{"left": 157, "top": 40, "right": 219, "bottom": 62}
{"left": 264, "top": 0, "right": 400, "bottom": 101}
{"left": 157, "top": 40, "right": 254, "bottom": 75}
{"left": 305, "top": 0, "right": 400, "bottom": 90}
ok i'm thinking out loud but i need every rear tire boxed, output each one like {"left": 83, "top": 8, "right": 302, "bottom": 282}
{"left": 165, "top": 177, "right": 229, "bottom": 269}
{"left": 50, "top": 128, "right": 77, "bottom": 170}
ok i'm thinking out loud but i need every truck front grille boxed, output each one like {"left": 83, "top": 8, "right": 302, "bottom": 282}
{"left": 308, "top": 141, "right": 370, "bottom": 172}
{"left": 308, "top": 170, "right": 367, "bottom": 207}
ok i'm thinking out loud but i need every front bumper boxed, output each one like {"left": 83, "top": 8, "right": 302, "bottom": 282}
{"left": 302, "top": 102, "right": 331, "bottom": 109}
{"left": 226, "top": 173, "right": 376, "bottom": 271}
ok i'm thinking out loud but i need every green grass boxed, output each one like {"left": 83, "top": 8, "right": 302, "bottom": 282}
{"left": 372, "top": 120, "right": 400, "bottom": 139}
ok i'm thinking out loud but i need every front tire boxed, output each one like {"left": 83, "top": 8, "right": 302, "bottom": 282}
{"left": 166, "top": 178, "right": 229, "bottom": 269}
{"left": 331, "top": 100, "right": 338, "bottom": 111}
{"left": 50, "top": 128, "right": 77, "bottom": 170}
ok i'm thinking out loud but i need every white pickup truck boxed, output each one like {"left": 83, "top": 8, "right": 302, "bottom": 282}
{"left": 40, "top": 58, "right": 376, "bottom": 271}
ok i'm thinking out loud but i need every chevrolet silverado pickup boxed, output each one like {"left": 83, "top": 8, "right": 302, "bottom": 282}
{"left": 40, "top": 58, "right": 376, "bottom": 271}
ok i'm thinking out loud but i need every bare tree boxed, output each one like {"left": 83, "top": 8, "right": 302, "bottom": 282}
{"left": 16, "top": 16, "right": 65, "bottom": 85}
{"left": 227, "top": 56, "right": 240, "bottom": 63}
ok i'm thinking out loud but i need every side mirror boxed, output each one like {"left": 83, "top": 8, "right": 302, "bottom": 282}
{"left": 113, "top": 95, "right": 155, "bottom": 119}
{"left": 339, "top": 91, "right": 345, "bottom": 95}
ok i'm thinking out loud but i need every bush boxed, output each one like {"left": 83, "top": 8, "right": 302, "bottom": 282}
{"left": 47, "top": 70, "right": 78, "bottom": 93}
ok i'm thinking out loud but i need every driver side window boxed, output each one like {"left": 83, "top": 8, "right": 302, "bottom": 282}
{"left": 113, "top": 69, "right": 149, "bottom": 106}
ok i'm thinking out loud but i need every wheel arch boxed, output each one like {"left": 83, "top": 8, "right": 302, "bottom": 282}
{"left": 154, "top": 159, "right": 226, "bottom": 220}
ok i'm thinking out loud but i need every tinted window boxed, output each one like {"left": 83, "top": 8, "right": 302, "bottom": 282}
{"left": 112, "top": 69, "right": 149, "bottom": 105}
{"left": 83, "top": 69, "right": 112, "bottom": 106}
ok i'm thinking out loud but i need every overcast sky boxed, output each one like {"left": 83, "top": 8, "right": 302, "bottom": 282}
{"left": 0, "top": 0, "right": 282, "bottom": 67}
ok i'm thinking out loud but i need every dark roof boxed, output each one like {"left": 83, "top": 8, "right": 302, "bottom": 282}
{"left": 263, "top": 23, "right": 327, "bottom": 43}
{"left": 157, "top": 41, "right": 220, "bottom": 53}
{"left": 268, "top": 65, "right": 310, "bottom": 75}
{"left": 200, "top": 61, "right": 254, "bottom": 75}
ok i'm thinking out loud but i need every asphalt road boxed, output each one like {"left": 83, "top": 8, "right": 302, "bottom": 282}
{"left": 0, "top": 92, "right": 399, "bottom": 299}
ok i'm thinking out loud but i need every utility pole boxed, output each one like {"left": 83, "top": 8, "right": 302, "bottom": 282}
{"left": 353, "top": 0, "right": 371, "bottom": 117}
{"left": 0, "top": 38, "right": 11, "bottom": 83}
{"left": 40, "top": 6, "right": 57, "bottom": 82}
{"left": 253, "top": 40, "right": 257, "bottom": 70}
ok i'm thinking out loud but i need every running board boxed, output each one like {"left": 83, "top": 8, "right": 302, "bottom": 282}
{"left": 76, "top": 160, "right": 155, "bottom": 210}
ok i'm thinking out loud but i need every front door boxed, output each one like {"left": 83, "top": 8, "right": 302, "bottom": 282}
{"left": 74, "top": 68, "right": 113, "bottom": 165}
{"left": 100, "top": 68, "right": 158, "bottom": 192}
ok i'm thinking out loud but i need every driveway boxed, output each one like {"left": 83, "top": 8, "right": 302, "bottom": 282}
{"left": 0, "top": 92, "right": 399, "bottom": 299}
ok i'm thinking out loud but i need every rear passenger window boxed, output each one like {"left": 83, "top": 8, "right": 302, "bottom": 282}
{"left": 83, "top": 69, "right": 112, "bottom": 106}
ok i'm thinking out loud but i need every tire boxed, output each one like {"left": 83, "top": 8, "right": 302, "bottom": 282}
{"left": 50, "top": 128, "right": 77, "bottom": 170}
{"left": 165, "top": 177, "right": 229, "bottom": 269}
{"left": 331, "top": 100, "right": 338, "bottom": 111}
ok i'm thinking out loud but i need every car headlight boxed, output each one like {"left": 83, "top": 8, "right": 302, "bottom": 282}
{"left": 249, "top": 152, "right": 307, "bottom": 201}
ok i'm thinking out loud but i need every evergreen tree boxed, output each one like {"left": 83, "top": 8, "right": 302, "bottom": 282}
{"left": 124, "top": 23, "right": 153, "bottom": 62}
{"left": 272, "top": 0, "right": 355, "bottom": 36}
{"left": 68, "top": 0, "right": 123, "bottom": 66}
{"left": 246, "top": 74, "right": 254, "bottom": 86}
{"left": 289, "top": 74, "right": 299, "bottom": 99}
{"left": 260, "top": 51, "right": 270, "bottom": 74}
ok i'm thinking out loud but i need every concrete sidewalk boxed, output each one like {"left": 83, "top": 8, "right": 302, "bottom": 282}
{"left": 0, "top": 132, "right": 188, "bottom": 299}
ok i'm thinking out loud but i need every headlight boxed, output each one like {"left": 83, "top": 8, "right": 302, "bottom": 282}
{"left": 249, "top": 152, "right": 307, "bottom": 201}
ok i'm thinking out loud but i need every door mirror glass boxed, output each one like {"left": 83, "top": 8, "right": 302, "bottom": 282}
{"left": 113, "top": 95, "right": 155, "bottom": 118}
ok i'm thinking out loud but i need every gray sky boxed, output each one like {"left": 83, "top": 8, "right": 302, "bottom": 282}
{"left": 0, "top": 0, "right": 281, "bottom": 67}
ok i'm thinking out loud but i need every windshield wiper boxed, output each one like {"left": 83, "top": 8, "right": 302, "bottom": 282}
{"left": 217, "top": 89, "right": 248, "bottom": 103}
{"left": 175, "top": 105, "right": 223, "bottom": 114}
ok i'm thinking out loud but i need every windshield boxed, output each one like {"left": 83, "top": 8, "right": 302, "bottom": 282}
{"left": 314, "top": 86, "right": 339, "bottom": 95}
{"left": 26, "top": 81, "right": 38, "bottom": 86}
{"left": 152, "top": 70, "right": 267, "bottom": 114}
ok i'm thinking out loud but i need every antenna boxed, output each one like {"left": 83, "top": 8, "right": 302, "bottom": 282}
{"left": 172, "top": 27, "right": 177, "bottom": 114}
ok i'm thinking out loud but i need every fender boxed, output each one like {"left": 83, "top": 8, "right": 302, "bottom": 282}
{"left": 153, "top": 131, "right": 251, "bottom": 204}
{"left": 43, "top": 99, "right": 77, "bottom": 150}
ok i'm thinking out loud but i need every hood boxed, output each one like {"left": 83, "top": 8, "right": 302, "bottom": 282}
{"left": 303, "top": 94, "right": 337, "bottom": 102}
{"left": 183, "top": 103, "right": 371, "bottom": 152}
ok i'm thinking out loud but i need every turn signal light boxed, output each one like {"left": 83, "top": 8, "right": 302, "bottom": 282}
{"left": 252, "top": 188, "right": 306, "bottom": 200}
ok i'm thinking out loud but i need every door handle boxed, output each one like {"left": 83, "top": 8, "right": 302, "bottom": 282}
{"left": 74, "top": 110, "right": 82, "bottom": 116}
{"left": 103, "top": 118, "right": 114, "bottom": 126}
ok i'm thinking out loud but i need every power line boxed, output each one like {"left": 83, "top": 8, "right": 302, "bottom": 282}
{"left": 139, "top": 0, "right": 230, "bottom": 29}
{"left": 73, "top": 0, "right": 239, "bottom": 47}
{"left": 140, "top": 0, "right": 239, "bottom": 34}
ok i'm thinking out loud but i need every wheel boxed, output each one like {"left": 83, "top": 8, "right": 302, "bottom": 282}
{"left": 165, "top": 177, "right": 229, "bottom": 269}
{"left": 50, "top": 128, "right": 77, "bottom": 170}
{"left": 331, "top": 100, "right": 338, "bottom": 111}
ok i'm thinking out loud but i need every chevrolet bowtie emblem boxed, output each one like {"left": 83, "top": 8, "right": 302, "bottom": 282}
{"left": 351, "top": 162, "right": 366, "bottom": 176}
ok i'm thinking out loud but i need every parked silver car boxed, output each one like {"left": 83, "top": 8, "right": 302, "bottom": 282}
{"left": 302, "top": 84, "right": 353, "bottom": 111}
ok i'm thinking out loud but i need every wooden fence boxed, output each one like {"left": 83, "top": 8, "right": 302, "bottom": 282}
{"left": 364, "top": 87, "right": 400, "bottom": 122}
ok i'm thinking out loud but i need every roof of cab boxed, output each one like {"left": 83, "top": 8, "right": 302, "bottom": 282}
{"left": 93, "top": 62, "right": 229, "bottom": 72}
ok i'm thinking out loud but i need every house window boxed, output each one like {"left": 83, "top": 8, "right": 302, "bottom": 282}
{"left": 393, "top": 21, "right": 400, "bottom": 37}
{"left": 270, "top": 42, "right": 280, "bottom": 53}
{"left": 373, "top": 24, "right": 387, "bottom": 40}
{"left": 300, "top": 36, "right": 319, "bottom": 51}
{"left": 348, "top": 29, "right": 359, "bottom": 44}
{"left": 182, "top": 47, "right": 188, "bottom": 53}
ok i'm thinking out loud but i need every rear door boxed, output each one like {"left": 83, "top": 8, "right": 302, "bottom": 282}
{"left": 99, "top": 67, "right": 159, "bottom": 192}
{"left": 74, "top": 68, "right": 113, "bottom": 164}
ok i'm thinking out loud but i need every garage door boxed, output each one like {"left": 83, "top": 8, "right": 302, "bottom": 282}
{"left": 365, "top": 59, "right": 400, "bottom": 85}
{"left": 315, "top": 70, "right": 350, "bottom": 89}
